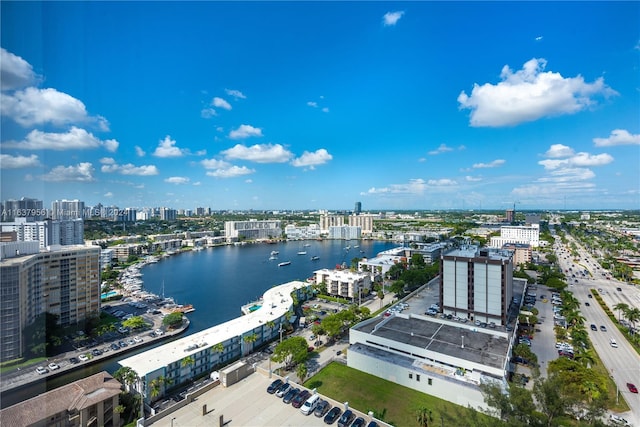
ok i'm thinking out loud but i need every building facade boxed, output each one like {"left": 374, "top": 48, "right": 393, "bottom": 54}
{"left": 490, "top": 224, "right": 540, "bottom": 248}
{"left": 224, "top": 219, "right": 282, "bottom": 242}
{"left": 1, "top": 197, "right": 45, "bottom": 221}
{"left": 314, "top": 268, "right": 372, "bottom": 300}
{"left": 52, "top": 199, "right": 85, "bottom": 220}
{"left": 348, "top": 214, "right": 374, "bottom": 235}
{"left": 119, "top": 281, "right": 312, "bottom": 402}
{"left": 284, "top": 223, "right": 322, "bottom": 240}
{"left": 328, "top": 225, "right": 361, "bottom": 240}
{"left": 0, "top": 371, "right": 121, "bottom": 427}
{"left": 439, "top": 246, "right": 514, "bottom": 326}
{"left": 0, "top": 244, "right": 101, "bottom": 362}
{"left": 319, "top": 214, "right": 345, "bottom": 233}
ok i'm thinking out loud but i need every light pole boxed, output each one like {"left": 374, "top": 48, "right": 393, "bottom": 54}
{"left": 171, "top": 417, "right": 176, "bottom": 427}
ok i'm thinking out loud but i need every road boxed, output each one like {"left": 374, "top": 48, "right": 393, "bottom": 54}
{"left": 554, "top": 235, "right": 640, "bottom": 426}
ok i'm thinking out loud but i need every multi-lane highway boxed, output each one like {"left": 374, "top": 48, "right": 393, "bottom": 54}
{"left": 553, "top": 235, "right": 640, "bottom": 426}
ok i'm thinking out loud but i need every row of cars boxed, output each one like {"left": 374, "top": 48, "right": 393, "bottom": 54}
{"left": 266, "top": 378, "right": 378, "bottom": 427}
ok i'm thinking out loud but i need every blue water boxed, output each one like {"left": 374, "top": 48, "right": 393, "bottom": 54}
{"left": 1, "top": 239, "right": 396, "bottom": 407}
{"left": 100, "top": 290, "right": 118, "bottom": 299}
{"left": 140, "top": 240, "right": 396, "bottom": 337}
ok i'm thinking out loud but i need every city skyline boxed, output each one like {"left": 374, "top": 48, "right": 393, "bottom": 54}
{"left": 1, "top": 2, "right": 639, "bottom": 211}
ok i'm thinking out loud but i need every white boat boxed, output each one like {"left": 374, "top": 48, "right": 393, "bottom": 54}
{"left": 297, "top": 251, "right": 307, "bottom": 255}
{"left": 311, "top": 256, "right": 319, "bottom": 261}
{"left": 270, "top": 250, "right": 279, "bottom": 256}
{"left": 269, "top": 255, "right": 278, "bottom": 260}
{"left": 303, "top": 243, "right": 311, "bottom": 247}
{"left": 278, "top": 261, "right": 291, "bottom": 267}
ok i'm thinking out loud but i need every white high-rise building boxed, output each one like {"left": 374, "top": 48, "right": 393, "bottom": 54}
{"left": 489, "top": 224, "right": 540, "bottom": 248}
{"left": 51, "top": 199, "right": 85, "bottom": 220}
{"left": 348, "top": 214, "right": 374, "bottom": 235}
{"left": 319, "top": 214, "right": 344, "bottom": 233}
{"left": 224, "top": 220, "right": 282, "bottom": 242}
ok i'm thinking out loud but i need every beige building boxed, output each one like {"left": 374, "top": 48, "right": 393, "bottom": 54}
{"left": 319, "top": 214, "right": 344, "bottom": 234}
{"left": 0, "top": 244, "right": 101, "bottom": 362}
{"left": 348, "top": 214, "right": 374, "bottom": 235}
{"left": 314, "top": 268, "right": 372, "bottom": 300}
{"left": 0, "top": 371, "right": 122, "bottom": 427}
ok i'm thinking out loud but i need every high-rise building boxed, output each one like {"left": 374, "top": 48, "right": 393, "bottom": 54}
{"left": 439, "top": 246, "right": 513, "bottom": 325}
{"left": 1, "top": 218, "right": 84, "bottom": 248}
{"left": 505, "top": 208, "right": 515, "bottom": 223}
{"left": 354, "top": 201, "right": 362, "bottom": 215}
{"left": 319, "top": 213, "right": 344, "bottom": 233}
{"left": 489, "top": 224, "right": 540, "bottom": 248}
{"left": 0, "top": 244, "right": 101, "bottom": 362}
{"left": 1, "top": 197, "right": 45, "bottom": 221}
{"left": 224, "top": 219, "right": 282, "bottom": 242}
{"left": 160, "top": 207, "right": 177, "bottom": 221}
{"left": 52, "top": 199, "right": 85, "bottom": 220}
{"left": 348, "top": 213, "right": 374, "bottom": 235}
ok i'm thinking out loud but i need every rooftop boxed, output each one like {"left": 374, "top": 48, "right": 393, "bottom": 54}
{"left": 119, "top": 280, "right": 308, "bottom": 375}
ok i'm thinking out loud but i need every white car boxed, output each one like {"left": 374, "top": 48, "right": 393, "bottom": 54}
{"left": 610, "top": 414, "right": 630, "bottom": 426}
{"left": 134, "top": 336, "right": 143, "bottom": 343}
{"left": 47, "top": 362, "right": 60, "bottom": 370}
{"left": 78, "top": 354, "right": 89, "bottom": 362}
{"left": 35, "top": 366, "right": 48, "bottom": 375}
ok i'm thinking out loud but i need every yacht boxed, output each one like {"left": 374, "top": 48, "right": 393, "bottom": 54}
{"left": 278, "top": 261, "right": 291, "bottom": 267}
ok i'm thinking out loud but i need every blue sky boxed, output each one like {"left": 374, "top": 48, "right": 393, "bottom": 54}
{"left": 1, "top": 2, "right": 639, "bottom": 212}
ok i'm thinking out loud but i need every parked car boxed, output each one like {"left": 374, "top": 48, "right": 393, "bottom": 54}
{"left": 324, "top": 406, "right": 342, "bottom": 424}
{"left": 35, "top": 366, "right": 48, "bottom": 375}
{"left": 314, "top": 399, "right": 330, "bottom": 417}
{"left": 111, "top": 343, "right": 120, "bottom": 351}
{"left": 626, "top": 383, "right": 638, "bottom": 393}
{"left": 366, "top": 422, "right": 379, "bottom": 427}
{"left": 267, "top": 378, "right": 283, "bottom": 394}
{"left": 275, "top": 383, "right": 292, "bottom": 398}
{"left": 292, "top": 390, "right": 311, "bottom": 408}
{"left": 338, "top": 409, "right": 355, "bottom": 427}
{"left": 78, "top": 354, "right": 89, "bottom": 362}
{"left": 282, "top": 387, "right": 300, "bottom": 404}
{"left": 68, "top": 357, "right": 79, "bottom": 364}
{"left": 47, "top": 362, "right": 60, "bottom": 370}
{"left": 352, "top": 417, "right": 366, "bottom": 427}
{"left": 91, "top": 348, "right": 102, "bottom": 356}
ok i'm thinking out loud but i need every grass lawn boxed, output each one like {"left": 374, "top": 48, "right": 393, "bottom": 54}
{"left": 303, "top": 362, "right": 493, "bottom": 427}
{"left": 0, "top": 356, "right": 48, "bottom": 374}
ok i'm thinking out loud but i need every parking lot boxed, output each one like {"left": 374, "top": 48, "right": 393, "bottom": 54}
{"left": 148, "top": 369, "right": 384, "bottom": 427}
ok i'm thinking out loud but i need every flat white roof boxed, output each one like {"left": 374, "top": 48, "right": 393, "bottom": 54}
{"left": 119, "top": 280, "right": 308, "bottom": 375}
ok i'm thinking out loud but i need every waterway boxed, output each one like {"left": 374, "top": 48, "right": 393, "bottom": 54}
{"left": 2, "top": 239, "right": 397, "bottom": 407}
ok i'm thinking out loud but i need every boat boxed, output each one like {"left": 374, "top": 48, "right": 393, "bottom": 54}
{"left": 278, "top": 261, "right": 291, "bottom": 267}
{"left": 270, "top": 250, "right": 279, "bottom": 256}
{"left": 173, "top": 304, "right": 195, "bottom": 314}
{"left": 269, "top": 255, "right": 278, "bottom": 260}
{"left": 303, "top": 243, "right": 311, "bottom": 247}
{"left": 311, "top": 256, "right": 319, "bottom": 261}
{"left": 297, "top": 251, "right": 307, "bottom": 255}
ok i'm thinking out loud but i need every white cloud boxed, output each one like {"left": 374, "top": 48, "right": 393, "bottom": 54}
{"left": 465, "top": 176, "right": 482, "bottom": 182}
{"left": 537, "top": 167, "right": 596, "bottom": 182}
{"left": 1, "top": 48, "right": 38, "bottom": 90}
{"left": 164, "top": 176, "right": 190, "bottom": 184}
{"left": 225, "top": 89, "right": 246, "bottom": 99}
{"left": 201, "top": 158, "right": 231, "bottom": 169}
{"left": 544, "top": 144, "right": 574, "bottom": 158}
{"left": 213, "top": 97, "right": 232, "bottom": 110}
{"left": 206, "top": 165, "right": 255, "bottom": 178}
{"left": 457, "top": 58, "right": 617, "bottom": 127}
{"left": 472, "top": 159, "right": 505, "bottom": 169}
{"left": 593, "top": 129, "right": 640, "bottom": 147}
{"left": 0, "top": 154, "right": 40, "bottom": 168}
{"left": 135, "top": 146, "right": 146, "bottom": 157}
{"left": 201, "top": 108, "right": 217, "bottom": 118}
{"left": 153, "top": 135, "right": 186, "bottom": 157}
{"left": 100, "top": 157, "right": 159, "bottom": 176}
{"left": 291, "top": 149, "right": 333, "bottom": 169}
{"left": 104, "top": 192, "right": 113, "bottom": 198}
{"left": 229, "top": 124, "right": 263, "bottom": 139}
{"left": 307, "top": 101, "right": 318, "bottom": 108}
{"left": 535, "top": 36, "right": 543, "bottom": 41}
{"left": 427, "top": 179, "right": 458, "bottom": 186}
{"left": 322, "top": 107, "right": 330, "bottom": 113}
{"left": 192, "top": 181, "right": 201, "bottom": 186}
{"left": 428, "top": 144, "right": 454, "bottom": 155}
{"left": 2, "top": 126, "right": 119, "bottom": 152}
{"left": 383, "top": 11, "right": 404, "bottom": 26}
{"left": 222, "top": 143, "right": 292, "bottom": 163}
{"left": 41, "top": 162, "right": 95, "bottom": 182}
{"left": 1, "top": 87, "right": 109, "bottom": 130}
{"left": 362, "top": 179, "right": 427, "bottom": 195}
{"left": 539, "top": 152, "right": 613, "bottom": 170}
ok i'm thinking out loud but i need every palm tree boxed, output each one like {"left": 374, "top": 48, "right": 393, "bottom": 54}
{"left": 113, "top": 366, "right": 139, "bottom": 392}
{"left": 296, "top": 363, "right": 308, "bottom": 383}
{"left": 573, "top": 348, "right": 596, "bottom": 368}
{"left": 416, "top": 406, "right": 432, "bottom": 427}
{"left": 243, "top": 333, "right": 258, "bottom": 356}
{"left": 626, "top": 307, "right": 640, "bottom": 330}
{"left": 211, "top": 342, "right": 224, "bottom": 354}
{"left": 149, "top": 376, "right": 172, "bottom": 400}
{"left": 614, "top": 303, "right": 629, "bottom": 322}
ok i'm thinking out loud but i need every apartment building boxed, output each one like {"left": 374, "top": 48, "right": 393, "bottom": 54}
{"left": 489, "top": 224, "right": 540, "bottom": 248}
{"left": 328, "top": 225, "right": 361, "bottom": 240}
{"left": 348, "top": 214, "right": 374, "bottom": 235}
{"left": 319, "top": 214, "right": 344, "bottom": 233}
{"left": 1, "top": 218, "right": 84, "bottom": 248}
{"left": 224, "top": 219, "right": 282, "bottom": 242}
{"left": 314, "top": 268, "right": 372, "bottom": 300}
{"left": 0, "top": 244, "right": 101, "bottom": 362}
{"left": 0, "top": 371, "right": 122, "bottom": 427}
{"left": 51, "top": 199, "right": 85, "bottom": 220}
{"left": 439, "top": 246, "right": 514, "bottom": 326}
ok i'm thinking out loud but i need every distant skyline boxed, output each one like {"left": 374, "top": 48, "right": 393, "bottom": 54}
{"left": 1, "top": 2, "right": 639, "bottom": 211}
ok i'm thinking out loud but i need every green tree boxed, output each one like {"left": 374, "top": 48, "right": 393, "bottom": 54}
{"left": 296, "top": 363, "right": 308, "bottom": 383}
{"left": 162, "top": 312, "right": 183, "bottom": 329}
{"left": 389, "top": 279, "right": 406, "bottom": 296}
{"left": 415, "top": 406, "right": 432, "bottom": 427}
{"left": 113, "top": 366, "right": 139, "bottom": 392}
{"left": 122, "top": 315, "right": 148, "bottom": 330}
{"left": 243, "top": 333, "right": 258, "bottom": 356}
{"left": 613, "top": 303, "right": 630, "bottom": 322}
{"left": 271, "top": 336, "right": 308, "bottom": 370}
{"left": 149, "top": 376, "right": 172, "bottom": 400}
{"left": 321, "top": 315, "right": 344, "bottom": 341}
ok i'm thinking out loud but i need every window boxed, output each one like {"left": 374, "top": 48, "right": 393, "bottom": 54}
{"left": 408, "top": 373, "right": 413, "bottom": 379}
{"left": 416, "top": 374, "right": 420, "bottom": 382}
{"left": 428, "top": 378, "right": 432, "bottom": 386}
